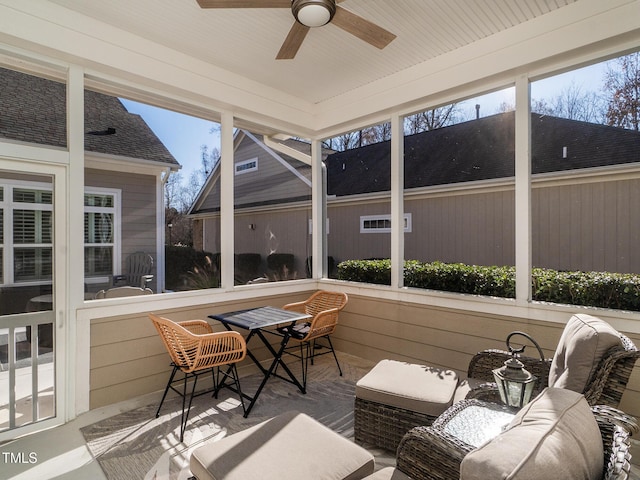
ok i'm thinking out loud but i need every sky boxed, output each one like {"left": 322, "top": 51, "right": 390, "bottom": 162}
{"left": 119, "top": 98, "right": 220, "bottom": 181}
{"left": 118, "top": 61, "right": 609, "bottom": 184}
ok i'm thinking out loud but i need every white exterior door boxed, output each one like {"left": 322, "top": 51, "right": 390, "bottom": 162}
{"left": 0, "top": 160, "right": 67, "bottom": 441}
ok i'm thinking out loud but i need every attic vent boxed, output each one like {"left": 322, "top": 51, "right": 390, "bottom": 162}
{"left": 235, "top": 158, "right": 258, "bottom": 175}
{"left": 87, "top": 127, "right": 116, "bottom": 136}
{"left": 562, "top": 146, "right": 568, "bottom": 159}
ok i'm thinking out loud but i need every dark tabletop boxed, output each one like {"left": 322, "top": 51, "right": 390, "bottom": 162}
{"left": 209, "top": 306, "right": 311, "bottom": 330}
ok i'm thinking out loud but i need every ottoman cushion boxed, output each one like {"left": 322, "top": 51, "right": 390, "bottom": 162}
{"left": 190, "top": 411, "right": 375, "bottom": 480}
{"left": 356, "top": 360, "right": 458, "bottom": 417}
{"left": 362, "top": 467, "right": 412, "bottom": 480}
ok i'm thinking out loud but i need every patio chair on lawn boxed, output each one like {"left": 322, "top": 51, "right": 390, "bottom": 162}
{"left": 149, "top": 313, "right": 247, "bottom": 442}
{"left": 354, "top": 313, "right": 640, "bottom": 452}
{"left": 277, "top": 290, "right": 348, "bottom": 390}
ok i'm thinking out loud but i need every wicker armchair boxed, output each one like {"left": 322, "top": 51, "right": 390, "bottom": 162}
{"left": 149, "top": 313, "right": 247, "bottom": 442}
{"left": 354, "top": 314, "right": 639, "bottom": 452}
{"left": 278, "top": 290, "right": 348, "bottom": 390}
{"left": 395, "top": 400, "right": 638, "bottom": 480}
{"left": 466, "top": 323, "right": 639, "bottom": 409}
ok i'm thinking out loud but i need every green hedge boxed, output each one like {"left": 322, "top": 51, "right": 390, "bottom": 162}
{"left": 165, "top": 246, "right": 217, "bottom": 291}
{"left": 337, "top": 259, "right": 640, "bottom": 312}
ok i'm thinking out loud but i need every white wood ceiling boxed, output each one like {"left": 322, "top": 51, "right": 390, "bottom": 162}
{"left": 49, "top": 0, "right": 577, "bottom": 104}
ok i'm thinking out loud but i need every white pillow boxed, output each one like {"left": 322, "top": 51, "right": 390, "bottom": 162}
{"left": 460, "top": 388, "right": 603, "bottom": 480}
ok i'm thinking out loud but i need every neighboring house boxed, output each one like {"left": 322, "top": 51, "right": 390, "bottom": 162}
{"left": 325, "top": 112, "right": 640, "bottom": 273}
{"left": 191, "top": 113, "right": 640, "bottom": 276}
{"left": 0, "top": 67, "right": 180, "bottom": 314}
{"left": 189, "top": 130, "right": 333, "bottom": 281}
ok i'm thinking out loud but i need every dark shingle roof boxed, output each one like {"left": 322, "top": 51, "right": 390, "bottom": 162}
{"left": 0, "top": 67, "right": 178, "bottom": 166}
{"left": 326, "top": 112, "right": 640, "bottom": 197}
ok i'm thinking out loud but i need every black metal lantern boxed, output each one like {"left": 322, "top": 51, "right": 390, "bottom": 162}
{"left": 492, "top": 331, "right": 545, "bottom": 408}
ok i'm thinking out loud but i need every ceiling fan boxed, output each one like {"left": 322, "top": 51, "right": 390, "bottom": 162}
{"left": 195, "top": 0, "right": 396, "bottom": 60}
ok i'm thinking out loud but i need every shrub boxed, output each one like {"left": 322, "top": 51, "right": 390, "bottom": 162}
{"left": 235, "top": 253, "right": 262, "bottom": 284}
{"left": 338, "top": 259, "right": 640, "bottom": 311}
{"left": 186, "top": 254, "right": 220, "bottom": 290}
{"left": 165, "top": 245, "right": 217, "bottom": 291}
{"left": 338, "top": 259, "right": 391, "bottom": 285}
{"left": 532, "top": 268, "right": 640, "bottom": 311}
{"left": 266, "top": 253, "right": 297, "bottom": 281}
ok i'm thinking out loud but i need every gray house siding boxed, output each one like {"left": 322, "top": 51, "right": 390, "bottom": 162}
{"left": 86, "top": 168, "right": 158, "bottom": 291}
{"left": 404, "top": 189, "right": 515, "bottom": 266}
{"left": 323, "top": 174, "right": 640, "bottom": 275}
{"left": 234, "top": 137, "right": 311, "bottom": 208}
{"left": 533, "top": 177, "right": 640, "bottom": 274}
{"left": 327, "top": 200, "right": 391, "bottom": 263}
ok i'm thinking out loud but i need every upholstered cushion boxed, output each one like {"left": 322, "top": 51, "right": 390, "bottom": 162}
{"left": 460, "top": 388, "right": 603, "bottom": 480}
{"left": 355, "top": 360, "right": 459, "bottom": 417}
{"left": 190, "top": 411, "right": 374, "bottom": 480}
{"left": 549, "top": 314, "right": 621, "bottom": 392}
{"left": 361, "top": 467, "right": 412, "bottom": 480}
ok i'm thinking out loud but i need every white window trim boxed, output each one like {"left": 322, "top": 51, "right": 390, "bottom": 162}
{"left": 84, "top": 186, "right": 122, "bottom": 285}
{"left": 0, "top": 178, "right": 53, "bottom": 286}
{"left": 0, "top": 179, "right": 122, "bottom": 287}
{"left": 235, "top": 157, "right": 258, "bottom": 175}
{"left": 360, "top": 213, "right": 412, "bottom": 233}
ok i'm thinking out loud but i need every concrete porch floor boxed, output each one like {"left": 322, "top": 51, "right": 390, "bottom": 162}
{"left": 1, "top": 352, "right": 639, "bottom": 480}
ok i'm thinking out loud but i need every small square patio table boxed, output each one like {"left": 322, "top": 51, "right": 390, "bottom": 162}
{"left": 209, "top": 306, "right": 311, "bottom": 417}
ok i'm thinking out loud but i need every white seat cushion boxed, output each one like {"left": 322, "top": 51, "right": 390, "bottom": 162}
{"left": 190, "top": 411, "right": 374, "bottom": 480}
{"left": 362, "top": 467, "right": 412, "bottom": 480}
{"left": 355, "top": 359, "right": 459, "bottom": 417}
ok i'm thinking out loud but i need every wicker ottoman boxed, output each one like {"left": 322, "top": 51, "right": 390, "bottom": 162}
{"left": 190, "top": 411, "right": 375, "bottom": 480}
{"left": 354, "top": 359, "right": 459, "bottom": 452}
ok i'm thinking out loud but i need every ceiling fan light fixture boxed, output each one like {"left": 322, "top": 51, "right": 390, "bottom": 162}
{"left": 292, "top": 0, "right": 336, "bottom": 28}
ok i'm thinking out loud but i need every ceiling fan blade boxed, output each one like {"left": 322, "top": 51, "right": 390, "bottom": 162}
{"left": 276, "top": 22, "right": 310, "bottom": 60}
{"left": 332, "top": 6, "right": 396, "bottom": 50}
{"left": 196, "top": 0, "right": 290, "bottom": 8}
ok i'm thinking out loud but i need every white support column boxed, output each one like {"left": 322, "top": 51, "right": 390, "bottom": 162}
{"left": 390, "top": 114, "right": 404, "bottom": 288}
{"left": 311, "top": 139, "right": 324, "bottom": 279}
{"left": 157, "top": 168, "right": 171, "bottom": 293}
{"left": 220, "top": 111, "right": 235, "bottom": 289}
{"left": 67, "top": 64, "right": 84, "bottom": 419}
{"left": 515, "top": 75, "right": 532, "bottom": 305}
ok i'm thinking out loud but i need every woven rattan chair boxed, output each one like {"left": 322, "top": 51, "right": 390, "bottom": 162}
{"left": 393, "top": 401, "right": 638, "bottom": 480}
{"left": 149, "top": 313, "right": 247, "bottom": 442}
{"left": 277, "top": 290, "right": 348, "bottom": 390}
{"left": 354, "top": 314, "right": 639, "bottom": 452}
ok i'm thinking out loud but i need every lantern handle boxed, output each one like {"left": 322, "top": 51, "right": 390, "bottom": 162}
{"left": 506, "top": 331, "right": 545, "bottom": 361}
